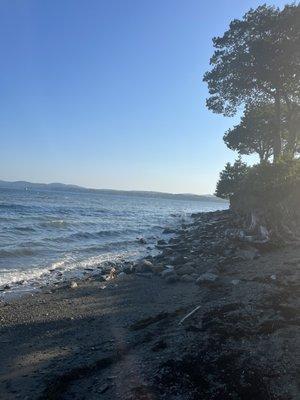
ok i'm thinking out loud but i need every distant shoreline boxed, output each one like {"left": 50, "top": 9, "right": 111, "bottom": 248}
{"left": 0, "top": 180, "right": 227, "bottom": 203}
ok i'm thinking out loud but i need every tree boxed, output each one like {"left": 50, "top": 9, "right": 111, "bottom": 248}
{"left": 203, "top": 4, "right": 300, "bottom": 161}
{"left": 215, "top": 158, "right": 249, "bottom": 199}
{"left": 223, "top": 105, "right": 276, "bottom": 162}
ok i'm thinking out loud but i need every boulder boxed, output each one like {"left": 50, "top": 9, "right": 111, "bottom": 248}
{"left": 135, "top": 259, "right": 153, "bottom": 273}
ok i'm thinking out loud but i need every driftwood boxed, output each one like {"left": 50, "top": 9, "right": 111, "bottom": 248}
{"left": 179, "top": 305, "right": 201, "bottom": 325}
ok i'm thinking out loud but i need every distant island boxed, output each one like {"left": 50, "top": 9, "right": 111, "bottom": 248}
{"left": 0, "top": 180, "right": 227, "bottom": 203}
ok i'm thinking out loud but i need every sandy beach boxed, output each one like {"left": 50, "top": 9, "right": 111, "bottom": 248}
{"left": 0, "top": 210, "right": 299, "bottom": 399}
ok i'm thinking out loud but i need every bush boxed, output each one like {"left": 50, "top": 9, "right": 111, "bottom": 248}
{"left": 233, "top": 159, "right": 300, "bottom": 208}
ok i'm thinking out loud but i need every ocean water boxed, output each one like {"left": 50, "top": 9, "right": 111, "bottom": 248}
{"left": 0, "top": 188, "right": 227, "bottom": 293}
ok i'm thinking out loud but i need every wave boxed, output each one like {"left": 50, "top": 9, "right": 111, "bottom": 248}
{"left": 39, "top": 219, "right": 69, "bottom": 228}
{"left": 0, "top": 247, "right": 36, "bottom": 258}
{"left": 68, "top": 228, "right": 138, "bottom": 241}
{"left": 0, "top": 250, "right": 141, "bottom": 289}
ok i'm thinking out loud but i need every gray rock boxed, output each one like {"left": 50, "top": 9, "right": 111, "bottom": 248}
{"left": 161, "top": 269, "right": 176, "bottom": 279}
{"left": 138, "top": 237, "right": 147, "bottom": 245}
{"left": 135, "top": 259, "right": 153, "bottom": 273}
{"left": 123, "top": 265, "right": 134, "bottom": 274}
{"left": 117, "top": 272, "right": 126, "bottom": 279}
{"left": 181, "top": 274, "right": 194, "bottom": 283}
{"left": 171, "top": 255, "right": 187, "bottom": 266}
{"left": 162, "top": 227, "right": 176, "bottom": 234}
{"left": 196, "top": 273, "right": 218, "bottom": 285}
{"left": 151, "top": 265, "right": 164, "bottom": 274}
{"left": 176, "top": 265, "right": 196, "bottom": 276}
{"left": 165, "top": 274, "right": 179, "bottom": 284}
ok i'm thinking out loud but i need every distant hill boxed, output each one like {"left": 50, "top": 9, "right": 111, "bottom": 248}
{"left": 0, "top": 180, "right": 227, "bottom": 203}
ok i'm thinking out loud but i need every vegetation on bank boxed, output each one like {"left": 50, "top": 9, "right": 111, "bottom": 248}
{"left": 203, "top": 3, "right": 300, "bottom": 205}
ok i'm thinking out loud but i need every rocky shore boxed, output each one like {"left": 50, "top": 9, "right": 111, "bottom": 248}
{"left": 0, "top": 210, "right": 299, "bottom": 399}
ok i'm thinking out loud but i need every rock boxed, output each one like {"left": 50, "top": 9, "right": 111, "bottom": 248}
{"left": 135, "top": 272, "right": 153, "bottom": 279}
{"left": 196, "top": 273, "right": 218, "bottom": 285}
{"left": 70, "top": 281, "right": 78, "bottom": 289}
{"left": 181, "top": 274, "right": 194, "bottom": 283}
{"left": 162, "top": 228, "right": 176, "bottom": 234}
{"left": 165, "top": 274, "right": 178, "bottom": 284}
{"left": 171, "top": 255, "right": 187, "bottom": 266}
{"left": 161, "top": 269, "right": 176, "bottom": 279}
{"left": 165, "top": 265, "right": 175, "bottom": 271}
{"left": 176, "top": 265, "right": 196, "bottom": 276}
{"left": 117, "top": 272, "right": 126, "bottom": 280}
{"left": 270, "top": 274, "right": 277, "bottom": 280}
{"left": 138, "top": 237, "right": 147, "bottom": 245}
{"left": 95, "top": 275, "right": 106, "bottom": 282}
{"left": 151, "top": 265, "right": 164, "bottom": 274}
{"left": 123, "top": 265, "right": 134, "bottom": 274}
{"left": 231, "top": 279, "right": 240, "bottom": 285}
{"left": 3, "top": 284, "right": 11, "bottom": 290}
{"left": 135, "top": 260, "right": 153, "bottom": 273}
{"left": 157, "top": 239, "right": 167, "bottom": 246}
{"left": 108, "top": 267, "right": 117, "bottom": 279}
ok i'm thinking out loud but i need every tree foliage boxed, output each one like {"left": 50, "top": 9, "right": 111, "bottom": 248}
{"left": 204, "top": 3, "right": 300, "bottom": 160}
{"left": 215, "top": 158, "right": 249, "bottom": 199}
{"left": 223, "top": 105, "right": 275, "bottom": 162}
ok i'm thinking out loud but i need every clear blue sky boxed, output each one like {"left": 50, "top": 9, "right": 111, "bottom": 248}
{"left": 0, "top": 0, "right": 287, "bottom": 194}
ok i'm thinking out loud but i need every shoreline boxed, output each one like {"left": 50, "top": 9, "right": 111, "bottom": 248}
{"left": 0, "top": 209, "right": 299, "bottom": 399}
{"left": 0, "top": 214, "right": 185, "bottom": 301}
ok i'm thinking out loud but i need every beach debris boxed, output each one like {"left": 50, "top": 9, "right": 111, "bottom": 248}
{"left": 99, "top": 383, "right": 110, "bottom": 394}
{"left": 231, "top": 279, "right": 240, "bottom": 285}
{"left": 70, "top": 281, "right": 78, "bottom": 289}
{"left": 179, "top": 305, "right": 201, "bottom": 325}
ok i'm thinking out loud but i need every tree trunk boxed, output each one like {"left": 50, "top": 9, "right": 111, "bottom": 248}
{"left": 273, "top": 91, "right": 282, "bottom": 162}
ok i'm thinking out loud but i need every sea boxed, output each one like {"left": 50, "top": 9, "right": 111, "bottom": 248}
{"left": 0, "top": 187, "right": 228, "bottom": 295}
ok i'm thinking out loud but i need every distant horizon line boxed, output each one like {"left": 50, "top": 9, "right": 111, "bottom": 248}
{"left": 0, "top": 178, "right": 222, "bottom": 199}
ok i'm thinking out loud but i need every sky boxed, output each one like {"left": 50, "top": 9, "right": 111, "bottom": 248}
{"left": 0, "top": 0, "right": 288, "bottom": 194}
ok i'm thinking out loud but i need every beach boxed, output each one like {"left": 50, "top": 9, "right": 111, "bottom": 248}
{"left": 0, "top": 210, "right": 299, "bottom": 399}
